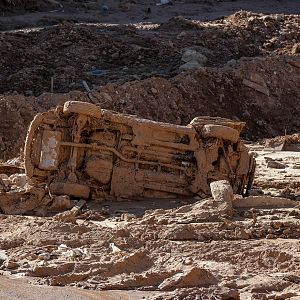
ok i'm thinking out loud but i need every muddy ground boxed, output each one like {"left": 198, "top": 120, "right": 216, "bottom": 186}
{"left": 0, "top": 147, "right": 300, "bottom": 300}
{"left": 0, "top": 1, "right": 300, "bottom": 299}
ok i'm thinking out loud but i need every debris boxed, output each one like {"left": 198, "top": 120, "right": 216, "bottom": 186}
{"left": 242, "top": 79, "right": 270, "bottom": 96}
{"left": 88, "top": 69, "right": 105, "bottom": 77}
{"left": 4, "top": 260, "right": 19, "bottom": 270}
{"left": 82, "top": 80, "right": 96, "bottom": 103}
{"left": 109, "top": 243, "right": 122, "bottom": 253}
{"left": 156, "top": 0, "right": 172, "bottom": 6}
{"left": 54, "top": 199, "right": 86, "bottom": 222}
{"left": 265, "top": 134, "right": 300, "bottom": 152}
{"left": 23, "top": 101, "right": 254, "bottom": 201}
{"left": 0, "top": 186, "right": 45, "bottom": 214}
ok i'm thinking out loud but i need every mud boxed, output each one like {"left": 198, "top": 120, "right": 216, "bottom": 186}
{"left": 0, "top": 179, "right": 299, "bottom": 299}
{"left": 1, "top": 2, "right": 300, "bottom": 299}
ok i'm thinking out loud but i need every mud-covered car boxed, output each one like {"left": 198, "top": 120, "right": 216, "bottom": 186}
{"left": 24, "top": 101, "right": 255, "bottom": 200}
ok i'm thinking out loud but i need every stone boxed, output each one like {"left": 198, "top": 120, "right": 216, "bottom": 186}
{"left": 180, "top": 49, "right": 207, "bottom": 71}
{"left": 0, "top": 250, "right": 8, "bottom": 265}
{"left": 9, "top": 173, "right": 28, "bottom": 188}
{"left": 266, "top": 160, "right": 286, "bottom": 169}
{"left": 181, "top": 49, "right": 207, "bottom": 65}
{"left": 179, "top": 61, "right": 204, "bottom": 71}
{"left": 210, "top": 180, "right": 233, "bottom": 217}
{"left": 158, "top": 267, "right": 218, "bottom": 290}
{"left": 292, "top": 43, "right": 300, "bottom": 54}
{"left": 51, "top": 195, "right": 72, "bottom": 211}
{"left": 0, "top": 174, "right": 8, "bottom": 180}
{"left": 150, "top": 87, "right": 158, "bottom": 94}
{"left": 4, "top": 259, "right": 19, "bottom": 269}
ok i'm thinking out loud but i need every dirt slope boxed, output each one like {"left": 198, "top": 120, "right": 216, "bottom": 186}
{"left": 1, "top": 56, "right": 300, "bottom": 160}
{"left": 0, "top": 12, "right": 299, "bottom": 95}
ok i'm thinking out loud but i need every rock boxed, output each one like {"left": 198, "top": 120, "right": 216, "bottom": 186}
{"left": 266, "top": 160, "right": 286, "bottom": 169}
{"left": 248, "top": 187, "right": 263, "bottom": 196}
{"left": 109, "top": 242, "right": 122, "bottom": 253}
{"left": 120, "top": 213, "right": 136, "bottom": 222}
{"left": 164, "top": 224, "right": 198, "bottom": 241}
{"left": 181, "top": 49, "right": 207, "bottom": 65}
{"left": 101, "top": 4, "right": 109, "bottom": 12}
{"left": 9, "top": 173, "right": 28, "bottom": 188}
{"left": 4, "top": 259, "right": 19, "bottom": 269}
{"left": 0, "top": 174, "right": 8, "bottom": 180}
{"left": 180, "top": 49, "right": 207, "bottom": 71}
{"left": 150, "top": 87, "right": 158, "bottom": 94}
{"left": 225, "top": 59, "right": 238, "bottom": 67}
{"left": 0, "top": 186, "right": 45, "bottom": 215}
{"left": 99, "top": 92, "right": 113, "bottom": 103}
{"left": 233, "top": 195, "right": 298, "bottom": 208}
{"left": 158, "top": 267, "right": 218, "bottom": 290}
{"left": 111, "top": 52, "right": 119, "bottom": 59}
{"left": 38, "top": 252, "right": 51, "bottom": 261}
{"left": 292, "top": 43, "right": 300, "bottom": 54}
{"left": 179, "top": 61, "right": 204, "bottom": 71}
{"left": 210, "top": 180, "right": 233, "bottom": 217}
{"left": 54, "top": 199, "right": 86, "bottom": 223}
{"left": 51, "top": 195, "right": 72, "bottom": 211}
{"left": 0, "top": 250, "right": 8, "bottom": 265}
{"left": 234, "top": 227, "right": 251, "bottom": 239}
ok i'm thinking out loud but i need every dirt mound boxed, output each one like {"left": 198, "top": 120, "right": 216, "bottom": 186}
{"left": 0, "top": 12, "right": 299, "bottom": 95}
{"left": 1, "top": 56, "right": 300, "bottom": 160}
{"left": 0, "top": 0, "right": 59, "bottom": 12}
{"left": 265, "top": 133, "right": 300, "bottom": 148}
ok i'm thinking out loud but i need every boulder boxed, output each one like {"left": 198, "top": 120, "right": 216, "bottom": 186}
{"left": 158, "top": 267, "right": 218, "bottom": 290}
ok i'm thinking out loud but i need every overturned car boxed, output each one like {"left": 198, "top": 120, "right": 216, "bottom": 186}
{"left": 24, "top": 101, "right": 255, "bottom": 200}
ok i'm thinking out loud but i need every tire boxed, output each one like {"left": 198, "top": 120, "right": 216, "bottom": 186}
{"left": 63, "top": 101, "right": 102, "bottom": 119}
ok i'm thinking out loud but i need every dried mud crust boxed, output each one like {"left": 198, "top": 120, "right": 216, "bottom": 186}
{"left": 0, "top": 56, "right": 300, "bottom": 160}
{"left": 0, "top": 11, "right": 300, "bottom": 94}
{"left": 0, "top": 198, "right": 299, "bottom": 299}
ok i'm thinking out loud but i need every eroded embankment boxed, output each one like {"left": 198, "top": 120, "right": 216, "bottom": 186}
{"left": 0, "top": 56, "right": 300, "bottom": 160}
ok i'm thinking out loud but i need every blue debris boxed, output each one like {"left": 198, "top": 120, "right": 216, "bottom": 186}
{"left": 88, "top": 69, "right": 106, "bottom": 76}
